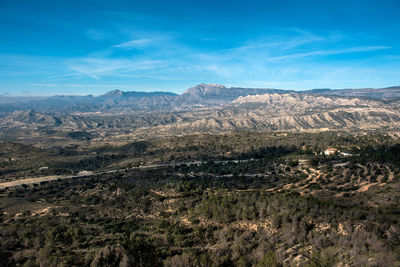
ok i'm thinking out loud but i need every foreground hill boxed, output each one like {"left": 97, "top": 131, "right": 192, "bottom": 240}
{"left": 1, "top": 131, "right": 400, "bottom": 266}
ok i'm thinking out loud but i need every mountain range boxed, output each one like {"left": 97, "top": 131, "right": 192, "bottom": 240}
{"left": 1, "top": 84, "right": 400, "bottom": 116}
{"left": 1, "top": 83, "right": 400, "bottom": 142}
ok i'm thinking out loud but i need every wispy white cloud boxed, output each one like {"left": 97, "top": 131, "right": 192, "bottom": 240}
{"left": 188, "top": 30, "right": 343, "bottom": 67}
{"left": 43, "top": 33, "right": 394, "bottom": 88}
{"left": 30, "top": 83, "right": 140, "bottom": 88}
{"left": 43, "top": 57, "right": 166, "bottom": 82}
{"left": 269, "top": 46, "right": 391, "bottom": 61}
{"left": 3, "top": 26, "right": 397, "bottom": 94}
{"left": 70, "top": 66, "right": 101, "bottom": 80}
{"left": 112, "top": 38, "right": 152, "bottom": 48}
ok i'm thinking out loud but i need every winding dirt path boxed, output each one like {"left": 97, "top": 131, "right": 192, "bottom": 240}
{"left": 0, "top": 159, "right": 255, "bottom": 189}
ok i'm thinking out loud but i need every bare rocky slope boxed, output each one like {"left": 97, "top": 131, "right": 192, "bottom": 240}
{"left": 1, "top": 83, "right": 400, "bottom": 114}
{"left": 0, "top": 84, "right": 285, "bottom": 114}
{"left": 1, "top": 84, "right": 400, "bottom": 142}
{"left": 140, "top": 92, "right": 400, "bottom": 136}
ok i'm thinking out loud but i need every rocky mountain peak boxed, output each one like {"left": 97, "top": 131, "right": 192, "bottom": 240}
{"left": 183, "top": 84, "right": 227, "bottom": 96}
{"left": 103, "top": 89, "right": 123, "bottom": 96}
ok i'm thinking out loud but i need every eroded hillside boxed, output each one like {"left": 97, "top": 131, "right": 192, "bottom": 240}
{"left": 1, "top": 89, "right": 400, "bottom": 145}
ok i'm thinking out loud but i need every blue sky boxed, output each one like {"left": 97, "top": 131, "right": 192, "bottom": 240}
{"left": 0, "top": 0, "right": 400, "bottom": 95}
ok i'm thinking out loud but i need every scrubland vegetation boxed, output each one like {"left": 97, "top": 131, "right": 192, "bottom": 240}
{"left": 1, "top": 131, "right": 400, "bottom": 266}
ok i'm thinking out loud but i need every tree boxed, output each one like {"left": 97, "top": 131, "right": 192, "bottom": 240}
{"left": 257, "top": 251, "right": 279, "bottom": 267}
{"left": 122, "top": 233, "right": 162, "bottom": 267}
{"left": 91, "top": 246, "right": 128, "bottom": 267}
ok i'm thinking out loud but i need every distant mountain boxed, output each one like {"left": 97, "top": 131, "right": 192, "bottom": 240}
{"left": 0, "top": 84, "right": 288, "bottom": 114}
{"left": 2, "top": 85, "right": 400, "bottom": 141}
{"left": 303, "top": 86, "right": 400, "bottom": 99}
{"left": 299, "top": 88, "right": 333, "bottom": 94}
{"left": 102, "top": 89, "right": 177, "bottom": 98}
{"left": 176, "top": 83, "right": 292, "bottom": 105}
{"left": 0, "top": 95, "right": 48, "bottom": 104}
{"left": 0, "top": 90, "right": 178, "bottom": 115}
{"left": 1, "top": 84, "right": 400, "bottom": 117}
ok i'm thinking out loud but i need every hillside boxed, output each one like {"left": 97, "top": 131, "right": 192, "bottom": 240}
{"left": 132, "top": 92, "right": 400, "bottom": 137}
{"left": 2, "top": 88, "right": 400, "bottom": 144}
{"left": 1, "top": 84, "right": 400, "bottom": 117}
{"left": 1, "top": 131, "right": 400, "bottom": 266}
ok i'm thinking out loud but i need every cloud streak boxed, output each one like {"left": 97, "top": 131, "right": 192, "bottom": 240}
{"left": 2, "top": 26, "right": 398, "bottom": 93}
{"left": 112, "top": 38, "right": 152, "bottom": 48}
{"left": 43, "top": 35, "right": 395, "bottom": 89}
{"left": 269, "top": 46, "right": 391, "bottom": 61}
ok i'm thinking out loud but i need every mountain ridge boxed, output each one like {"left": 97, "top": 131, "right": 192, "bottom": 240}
{"left": 2, "top": 90, "right": 400, "bottom": 142}
{"left": 1, "top": 84, "right": 400, "bottom": 134}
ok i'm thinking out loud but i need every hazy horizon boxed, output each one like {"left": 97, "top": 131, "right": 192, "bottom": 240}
{"left": 1, "top": 83, "right": 400, "bottom": 97}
